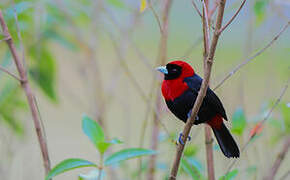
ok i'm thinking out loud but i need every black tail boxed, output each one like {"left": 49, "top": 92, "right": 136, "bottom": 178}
{"left": 212, "top": 123, "right": 240, "bottom": 158}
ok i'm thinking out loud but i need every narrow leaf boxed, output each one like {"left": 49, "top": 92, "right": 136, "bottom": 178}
{"left": 107, "top": 0, "right": 126, "bottom": 8}
{"left": 231, "top": 107, "right": 247, "bottom": 135}
{"left": 219, "top": 169, "right": 238, "bottom": 180}
{"left": 29, "top": 45, "right": 57, "bottom": 101}
{"left": 140, "top": 0, "right": 147, "bottom": 12}
{"left": 280, "top": 102, "right": 290, "bottom": 133}
{"left": 46, "top": 158, "right": 97, "bottom": 180}
{"left": 97, "top": 138, "right": 123, "bottom": 154}
{"left": 82, "top": 115, "right": 105, "bottom": 148}
{"left": 104, "top": 148, "right": 156, "bottom": 166}
{"left": 181, "top": 158, "right": 204, "bottom": 180}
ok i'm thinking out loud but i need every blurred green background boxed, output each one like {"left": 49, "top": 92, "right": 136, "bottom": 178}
{"left": 0, "top": 0, "right": 289, "bottom": 179}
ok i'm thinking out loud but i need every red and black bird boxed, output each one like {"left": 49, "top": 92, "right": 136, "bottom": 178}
{"left": 157, "top": 60, "right": 240, "bottom": 158}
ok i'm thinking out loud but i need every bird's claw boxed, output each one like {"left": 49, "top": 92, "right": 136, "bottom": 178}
{"left": 178, "top": 133, "right": 191, "bottom": 145}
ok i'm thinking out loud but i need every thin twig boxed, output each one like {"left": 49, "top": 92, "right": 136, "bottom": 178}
{"left": 208, "top": 0, "right": 219, "bottom": 19}
{"left": 202, "top": 0, "right": 211, "bottom": 51}
{"left": 148, "top": 1, "right": 172, "bottom": 180}
{"left": 202, "top": 1, "right": 215, "bottom": 179}
{"left": 169, "top": 0, "right": 226, "bottom": 179}
{"left": 0, "top": 66, "right": 21, "bottom": 81}
{"left": 219, "top": 0, "right": 247, "bottom": 34}
{"left": 225, "top": 81, "right": 289, "bottom": 174}
{"left": 12, "top": 0, "right": 26, "bottom": 67}
{"left": 205, "top": 125, "right": 215, "bottom": 180}
{"left": 148, "top": 0, "right": 163, "bottom": 34}
{"left": 263, "top": 137, "right": 290, "bottom": 180}
{"left": 191, "top": 0, "right": 202, "bottom": 18}
{"left": 0, "top": 10, "right": 51, "bottom": 175}
{"left": 214, "top": 21, "right": 290, "bottom": 91}
{"left": 191, "top": 0, "right": 215, "bottom": 30}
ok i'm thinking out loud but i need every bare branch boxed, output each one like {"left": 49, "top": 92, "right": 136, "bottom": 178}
{"left": 169, "top": 0, "right": 226, "bottom": 179}
{"left": 205, "top": 125, "right": 215, "bottom": 180}
{"left": 219, "top": 0, "right": 247, "bottom": 34}
{"left": 0, "top": 9, "right": 51, "bottom": 175}
{"left": 264, "top": 138, "right": 290, "bottom": 180}
{"left": 214, "top": 21, "right": 290, "bottom": 91}
{"left": 208, "top": 0, "right": 219, "bottom": 19}
{"left": 148, "top": 0, "right": 163, "bottom": 34}
{"left": 0, "top": 66, "right": 21, "bottom": 81}
{"left": 191, "top": 0, "right": 202, "bottom": 18}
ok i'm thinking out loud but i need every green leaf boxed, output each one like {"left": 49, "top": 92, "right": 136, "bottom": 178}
{"left": 231, "top": 107, "right": 246, "bottom": 135}
{"left": 79, "top": 169, "right": 105, "bottom": 180}
{"left": 43, "top": 30, "right": 78, "bottom": 51}
{"left": 46, "top": 158, "right": 98, "bottom": 180}
{"left": 219, "top": 169, "right": 238, "bottom": 180}
{"left": 107, "top": 0, "right": 126, "bottom": 9}
{"left": 0, "top": 80, "right": 25, "bottom": 135}
{"left": 184, "top": 144, "right": 199, "bottom": 157}
{"left": 181, "top": 158, "right": 204, "bottom": 180}
{"left": 29, "top": 45, "right": 57, "bottom": 101}
{"left": 104, "top": 148, "right": 156, "bottom": 166}
{"left": 5, "top": 2, "right": 34, "bottom": 18}
{"left": 254, "top": 0, "right": 268, "bottom": 25}
{"left": 97, "top": 138, "right": 123, "bottom": 154}
{"left": 82, "top": 115, "right": 105, "bottom": 147}
{"left": 280, "top": 102, "right": 290, "bottom": 133}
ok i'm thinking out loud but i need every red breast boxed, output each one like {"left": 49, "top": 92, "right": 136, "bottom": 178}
{"left": 161, "top": 61, "right": 195, "bottom": 101}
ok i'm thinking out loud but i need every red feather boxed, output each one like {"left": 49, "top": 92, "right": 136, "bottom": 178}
{"left": 207, "top": 114, "right": 223, "bottom": 129}
{"left": 161, "top": 61, "right": 195, "bottom": 101}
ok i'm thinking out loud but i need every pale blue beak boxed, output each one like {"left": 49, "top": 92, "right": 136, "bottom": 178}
{"left": 156, "top": 66, "right": 168, "bottom": 74}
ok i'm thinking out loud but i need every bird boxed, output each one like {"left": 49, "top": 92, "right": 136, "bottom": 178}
{"left": 157, "top": 60, "right": 240, "bottom": 158}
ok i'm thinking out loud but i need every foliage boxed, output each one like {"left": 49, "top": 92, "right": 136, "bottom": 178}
{"left": 231, "top": 107, "right": 246, "bottom": 136}
{"left": 0, "top": 80, "right": 26, "bottom": 135}
{"left": 254, "top": 0, "right": 269, "bottom": 25}
{"left": 218, "top": 169, "right": 238, "bottom": 180}
{"left": 45, "top": 115, "right": 156, "bottom": 180}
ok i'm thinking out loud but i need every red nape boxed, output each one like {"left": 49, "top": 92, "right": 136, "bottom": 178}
{"left": 207, "top": 114, "right": 223, "bottom": 129}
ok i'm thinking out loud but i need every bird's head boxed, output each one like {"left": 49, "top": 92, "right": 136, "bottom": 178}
{"left": 156, "top": 60, "right": 195, "bottom": 80}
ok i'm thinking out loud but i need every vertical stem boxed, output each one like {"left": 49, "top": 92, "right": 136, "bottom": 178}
{"left": 169, "top": 0, "right": 226, "bottom": 179}
{"left": 147, "top": 1, "right": 172, "bottom": 180}
{"left": 98, "top": 155, "right": 104, "bottom": 180}
{"left": 203, "top": 1, "right": 215, "bottom": 180}
{"left": 0, "top": 10, "right": 51, "bottom": 175}
{"left": 205, "top": 125, "right": 215, "bottom": 180}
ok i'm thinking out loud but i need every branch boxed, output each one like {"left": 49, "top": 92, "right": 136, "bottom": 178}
{"left": 225, "top": 80, "right": 289, "bottom": 173}
{"left": 148, "top": 0, "right": 163, "bottom": 34}
{"left": 191, "top": 0, "right": 202, "bottom": 18}
{"left": 208, "top": 0, "right": 219, "bottom": 19}
{"left": 264, "top": 137, "right": 290, "bottom": 180}
{"left": 202, "top": 1, "right": 215, "bottom": 179}
{"left": 191, "top": 0, "right": 215, "bottom": 31}
{"left": 148, "top": 1, "right": 172, "bottom": 180}
{"left": 0, "top": 65, "right": 21, "bottom": 81}
{"left": 0, "top": 10, "right": 51, "bottom": 175}
{"left": 205, "top": 125, "right": 215, "bottom": 180}
{"left": 219, "top": 0, "right": 247, "bottom": 34}
{"left": 169, "top": 1, "right": 226, "bottom": 179}
{"left": 214, "top": 21, "right": 290, "bottom": 91}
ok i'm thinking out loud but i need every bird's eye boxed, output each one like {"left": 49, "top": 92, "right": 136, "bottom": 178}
{"left": 172, "top": 69, "right": 177, "bottom": 72}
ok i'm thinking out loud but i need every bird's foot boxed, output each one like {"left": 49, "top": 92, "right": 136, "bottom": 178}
{"left": 178, "top": 133, "right": 191, "bottom": 145}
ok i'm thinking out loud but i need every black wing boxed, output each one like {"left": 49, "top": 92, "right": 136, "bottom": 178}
{"left": 183, "top": 75, "right": 228, "bottom": 120}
